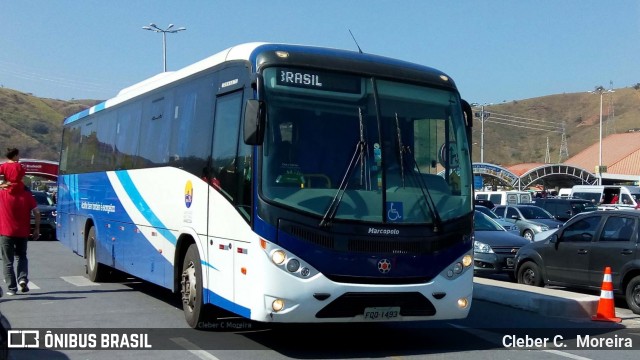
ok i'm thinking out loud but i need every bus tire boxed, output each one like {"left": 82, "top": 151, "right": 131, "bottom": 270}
{"left": 86, "top": 226, "right": 107, "bottom": 282}
{"left": 625, "top": 275, "right": 640, "bottom": 315}
{"left": 517, "top": 261, "right": 543, "bottom": 287}
{"left": 182, "top": 244, "right": 206, "bottom": 328}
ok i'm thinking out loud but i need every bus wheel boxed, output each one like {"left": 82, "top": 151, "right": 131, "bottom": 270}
{"left": 625, "top": 275, "right": 640, "bottom": 315}
{"left": 181, "top": 244, "right": 205, "bottom": 328}
{"left": 86, "top": 226, "right": 107, "bottom": 282}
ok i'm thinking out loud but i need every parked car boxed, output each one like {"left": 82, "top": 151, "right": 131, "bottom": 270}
{"left": 30, "top": 190, "right": 57, "bottom": 241}
{"left": 492, "top": 204, "right": 563, "bottom": 241}
{"left": 533, "top": 197, "right": 598, "bottom": 222}
{"left": 475, "top": 190, "right": 532, "bottom": 206}
{"left": 473, "top": 210, "right": 530, "bottom": 281}
{"left": 475, "top": 205, "right": 519, "bottom": 235}
{"left": 474, "top": 199, "right": 496, "bottom": 209}
{"left": 571, "top": 185, "right": 640, "bottom": 210}
{"left": 533, "top": 228, "right": 558, "bottom": 242}
{"left": 514, "top": 209, "right": 640, "bottom": 315}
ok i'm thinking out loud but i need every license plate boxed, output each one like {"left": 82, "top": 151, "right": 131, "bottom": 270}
{"left": 363, "top": 307, "right": 400, "bottom": 321}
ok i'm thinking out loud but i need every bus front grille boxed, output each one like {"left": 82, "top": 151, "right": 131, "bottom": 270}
{"left": 286, "top": 224, "right": 425, "bottom": 255}
{"left": 348, "top": 238, "right": 420, "bottom": 254}
{"left": 315, "top": 292, "right": 436, "bottom": 318}
{"left": 289, "top": 225, "right": 335, "bottom": 248}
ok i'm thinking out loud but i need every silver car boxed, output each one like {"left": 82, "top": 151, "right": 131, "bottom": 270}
{"left": 475, "top": 205, "right": 519, "bottom": 235}
{"left": 492, "top": 204, "right": 563, "bottom": 241}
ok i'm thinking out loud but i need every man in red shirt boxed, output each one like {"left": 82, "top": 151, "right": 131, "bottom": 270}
{"left": 0, "top": 147, "right": 26, "bottom": 195}
{"left": 0, "top": 186, "right": 40, "bottom": 296}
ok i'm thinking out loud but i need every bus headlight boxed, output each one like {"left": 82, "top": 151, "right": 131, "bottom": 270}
{"left": 272, "top": 299, "right": 285, "bottom": 312}
{"left": 453, "top": 262, "right": 463, "bottom": 274}
{"left": 286, "top": 259, "right": 300, "bottom": 272}
{"left": 271, "top": 250, "right": 286, "bottom": 265}
{"left": 462, "top": 254, "right": 473, "bottom": 267}
{"left": 457, "top": 297, "right": 469, "bottom": 309}
{"left": 262, "top": 240, "right": 319, "bottom": 279}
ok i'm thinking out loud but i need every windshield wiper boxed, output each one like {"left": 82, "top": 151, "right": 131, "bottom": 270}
{"left": 319, "top": 107, "right": 367, "bottom": 228}
{"left": 394, "top": 113, "right": 405, "bottom": 188}
{"left": 394, "top": 117, "right": 442, "bottom": 232}
{"left": 404, "top": 147, "right": 443, "bottom": 232}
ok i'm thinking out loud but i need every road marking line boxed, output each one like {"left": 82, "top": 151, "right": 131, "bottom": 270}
{"left": 24, "top": 282, "right": 40, "bottom": 290}
{"left": 170, "top": 337, "right": 220, "bottom": 360}
{"left": 450, "top": 323, "right": 593, "bottom": 360}
{"left": 61, "top": 276, "right": 101, "bottom": 286}
{"left": 543, "top": 349, "right": 591, "bottom": 360}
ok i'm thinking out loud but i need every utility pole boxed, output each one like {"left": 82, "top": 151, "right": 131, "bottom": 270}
{"left": 558, "top": 121, "right": 569, "bottom": 163}
{"left": 474, "top": 105, "right": 491, "bottom": 163}
{"left": 605, "top": 81, "right": 616, "bottom": 136}
{"left": 545, "top": 137, "right": 551, "bottom": 163}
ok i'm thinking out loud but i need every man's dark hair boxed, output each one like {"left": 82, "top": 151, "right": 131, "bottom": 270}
{"left": 5, "top": 147, "right": 19, "bottom": 159}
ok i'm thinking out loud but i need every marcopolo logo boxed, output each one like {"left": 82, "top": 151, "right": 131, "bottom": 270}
{"left": 368, "top": 228, "right": 400, "bottom": 235}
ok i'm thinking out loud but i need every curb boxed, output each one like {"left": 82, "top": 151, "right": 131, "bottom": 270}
{"left": 473, "top": 277, "right": 599, "bottom": 319}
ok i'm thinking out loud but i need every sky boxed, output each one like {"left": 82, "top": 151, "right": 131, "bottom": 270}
{"left": 1, "top": 1, "right": 639, "bottom": 104}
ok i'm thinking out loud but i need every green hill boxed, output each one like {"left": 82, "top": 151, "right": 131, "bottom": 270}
{"left": 473, "top": 87, "right": 640, "bottom": 165}
{"left": 0, "top": 88, "right": 100, "bottom": 161}
{"left": 1, "top": 85, "right": 639, "bottom": 165}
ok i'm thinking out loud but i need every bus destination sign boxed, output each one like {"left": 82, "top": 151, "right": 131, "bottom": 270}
{"left": 276, "top": 68, "right": 361, "bottom": 94}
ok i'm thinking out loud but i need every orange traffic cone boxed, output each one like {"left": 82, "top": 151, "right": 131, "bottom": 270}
{"left": 592, "top": 266, "right": 621, "bottom": 323}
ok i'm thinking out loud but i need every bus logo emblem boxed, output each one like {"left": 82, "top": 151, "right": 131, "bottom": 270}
{"left": 185, "top": 180, "right": 193, "bottom": 208}
{"left": 378, "top": 259, "right": 391, "bottom": 274}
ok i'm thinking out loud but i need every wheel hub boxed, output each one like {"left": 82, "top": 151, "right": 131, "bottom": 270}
{"left": 181, "top": 261, "right": 197, "bottom": 311}
{"left": 523, "top": 269, "right": 535, "bottom": 284}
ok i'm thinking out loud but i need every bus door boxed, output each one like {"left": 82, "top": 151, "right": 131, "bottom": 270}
{"left": 58, "top": 124, "right": 82, "bottom": 254}
{"left": 206, "top": 65, "right": 252, "bottom": 308}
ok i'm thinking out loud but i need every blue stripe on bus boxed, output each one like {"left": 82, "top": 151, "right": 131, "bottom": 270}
{"left": 115, "top": 171, "right": 177, "bottom": 246}
{"left": 206, "top": 289, "right": 251, "bottom": 318}
{"left": 201, "top": 260, "right": 218, "bottom": 271}
{"left": 64, "top": 101, "right": 107, "bottom": 125}
{"left": 92, "top": 101, "right": 106, "bottom": 113}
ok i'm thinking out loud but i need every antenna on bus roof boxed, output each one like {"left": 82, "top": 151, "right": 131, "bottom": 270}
{"left": 348, "top": 29, "right": 363, "bottom": 54}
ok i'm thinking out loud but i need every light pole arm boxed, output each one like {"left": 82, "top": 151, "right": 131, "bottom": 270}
{"left": 143, "top": 23, "right": 185, "bottom": 73}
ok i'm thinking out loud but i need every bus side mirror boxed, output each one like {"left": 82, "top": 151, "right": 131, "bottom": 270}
{"left": 461, "top": 99, "right": 473, "bottom": 155}
{"left": 243, "top": 99, "right": 265, "bottom": 145}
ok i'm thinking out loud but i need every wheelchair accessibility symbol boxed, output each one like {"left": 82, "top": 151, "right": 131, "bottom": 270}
{"left": 386, "top": 202, "right": 403, "bottom": 222}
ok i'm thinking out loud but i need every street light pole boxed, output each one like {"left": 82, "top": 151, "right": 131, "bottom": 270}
{"left": 142, "top": 23, "right": 186, "bottom": 72}
{"left": 473, "top": 104, "right": 490, "bottom": 163}
{"left": 598, "top": 90, "right": 603, "bottom": 185}
{"left": 590, "top": 86, "right": 614, "bottom": 185}
{"left": 480, "top": 105, "right": 485, "bottom": 163}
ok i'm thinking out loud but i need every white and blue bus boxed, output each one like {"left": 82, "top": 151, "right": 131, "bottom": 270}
{"left": 57, "top": 42, "right": 475, "bottom": 328}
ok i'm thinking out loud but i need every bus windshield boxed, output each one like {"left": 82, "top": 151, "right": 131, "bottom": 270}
{"left": 260, "top": 67, "right": 472, "bottom": 224}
